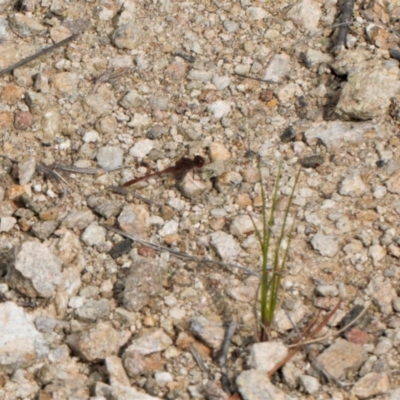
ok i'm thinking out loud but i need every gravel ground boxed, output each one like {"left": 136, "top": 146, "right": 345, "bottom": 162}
{"left": 0, "top": 0, "right": 400, "bottom": 399}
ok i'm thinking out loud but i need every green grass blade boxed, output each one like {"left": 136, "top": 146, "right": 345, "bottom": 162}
{"left": 258, "top": 166, "right": 301, "bottom": 340}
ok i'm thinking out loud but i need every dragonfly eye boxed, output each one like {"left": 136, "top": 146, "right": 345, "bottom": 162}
{"left": 194, "top": 155, "right": 205, "bottom": 168}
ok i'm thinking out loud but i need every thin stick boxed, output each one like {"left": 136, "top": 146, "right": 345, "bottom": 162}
{"left": 335, "top": 0, "right": 355, "bottom": 53}
{"left": 0, "top": 154, "right": 69, "bottom": 203}
{"left": 289, "top": 311, "right": 320, "bottom": 346}
{"left": 218, "top": 321, "right": 237, "bottom": 368}
{"left": 267, "top": 300, "right": 341, "bottom": 379}
{"left": 189, "top": 345, "right": 210, "bottom": 375}
{"left": 52, "top": 164, "right": 123, "bottom": 175}
{"left": 36, "top": 164, "right": 70, "bottom": 203}
{"left": 101, "top": 224, "right": 260, "bottom": 278}
{"left": 305, "top": 299, "right": 342, "bottom": 340}
{"left": 288, "top": 302, "right": 370, "bottom": 348}
{"left": 110, "top": 186, "right": 162, "bottom": 207}
{"left": 283, "top": 306, "right": 303, "bottom": 341}
{"left": 0, "top": 32, "right": 82, "bottom": 77}
{"left": 218, "top": 321, "right": 236, "bottom": 396}
{"left": 233, "top": 72, "right": 276, "bottom": 84}
{"left": 51, "top": 164, "right": 158, "bottom": 206}
{"left": 89, "top": 67, "right": 132, "bottom": 94}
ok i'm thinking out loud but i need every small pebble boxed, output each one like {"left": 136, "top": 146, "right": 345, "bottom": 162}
{"left": 97, "top": 146, "right": 124, "bottom": 170}
{"left": 14, "top": 111, "right": 33, "bottom": 130}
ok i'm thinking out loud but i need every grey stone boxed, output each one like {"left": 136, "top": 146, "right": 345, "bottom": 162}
{"left": 67, "top": 321, "right": 120, "bottom": 362}
{"left": 0, "top": 302, "right": 48, "bottom": 373}
{"left": 223, "top": 20, "right": 238, "bottom": 33}
{"left": 249, "top": 342, "right": 288, "bottom": 372}
{"left": 35, "top": 316, "right": 59, "bottom": 333}
{"left": 125, "top": 329, "right": 172, "bottom": 355}
{"left": 237, "top": 369, "right": 286, "bottom": 400}
{"left": 41, "top": 108, "right": 61, "bottom": 143}
{"left": 1, "top": 368, "right": 39, "bottom": 398}
{"left": 112, "top": 22, "right": 144, "bottom": 50}
{"left": 365, "top": 277, "right": 396, "bottom": 315}
{"left": 129, "top": 139, "right": 154, "bottom": 158}
{"left": 393, "top": 297, "right": 400, "bottom": 312}
{"left": 286, "top": 0, "right": 321, "bottom": 32}
{"left": 33, "top": 73, "right": 50, "bottom": 93}
{"left": 123, "top": 257, "right": 166, "bottom": 312}
{"left": 316, "top": 284, "right": 339, "bottom": 297}
{"left": 123, "top": 348, "right": 147, "bottom": 377}
{"left": 263, "top": 53, "right": 291, "bottom": 83}
{"left": 208, "top": 100, "right": 232, "bottom": 119}
{"left": 94, "top": 382, "right": 112, "bottom": 398}
{"left": 0, "top": 43, "right": 40, "bottom": 70}
{"left": 212, "top": 75, "right": 231, "bottom": 90}
{"left": 246, "top": 7, "right": 268, "bottom": 21}
{"left": 0, "top": 0, "right": 12, "bottom": 13}
{"left": 119, "top": 90, "right": 145, "bottom": 109}
{"left": 81, "top": 223, "right": 106, "bottom": 246}
{"left": 304, "top": 121, "right": 376, "bottom": 151}
{"left": 299, "top": 375, "right": 320, "bottom": 394}
{"left": 230, "top": 215, "right": 262, "bottom": 238}
{"left": 25, "top": 91, "right": 49, "bottom": 114}
{"left": 0, "top": 18, "right": 10, "bottom": 41}
{"left": 83, "top": 88, "right": 116, "bottom": 117}
{"left": 75, "top": 298, "right": 111, "bottom": 322}
{"left": 190, "top": 316, "right": 225, "bottom": 350}
{"left": 274, "top": 301, "right": 308, "bottom": 332}
{"left": 210, "top": 231, "right": 241, "bottom": 262}
{"left": 82, "top": 130, "right": 99, "bottom": 143}
{"left": 7, "top": 241, "right": 62, "bottom": 298}
{"left": 0, "top": 217, "right": 16, "bottom": 232}
{"left": 369, "top": 245, "right": 386, "bottom": 266}
{"left": 96, "top": 115, "right": 118, "bottom": 135}
{"left": 330, "top": 50, "right": 371, "bottom": 76}
{"left": 105, "top": 355, "right": 130, "bottom": 386}
{"left": 31, "top": 220, "right": 58, "bottom": 240}
{"left": 115, "top": 308, "right": 138, "bottom": 326}
{"left": 51, "top": 72, "right": 79, "bottom": 101}
{"left": 97, "top": 146, "right": 124, "bottom": 170}
{"left": 127, "top": 113, "right": 151, "bottom": 128}
{"left": 315, "top": 338, "right": 365, "bottom": 380}
{"left": 351, "top": 372, "right": 390, "bottom": 399}
{"left": 111, "top": 383, "right": 162, "bottom": 400}
{"left": 154, "top": 371, "right": 172, "bottom": 386}
{"left": 118, "top": 204, "right": 150, "bottom": 236}
{"left": 61, "top": 210, "right": 95, "bottom": 230}
{"left": 187, "top": 69, "right": 212, "bottom": 82}
{"left": 282, "top": 362, "right": 301, "bottom": 389}
{"left": 336, "top": 59, "right": 400, "bottom": 120}
{"left": 10, "top": 13, "right": 45, "bottom": 37}
{"left": 339, "top": 174, "right": 369, "bottom": 197}
{"left": 86, "top": 196, "right": 123, "bottom": 219}
{"left": 302, "top": 48, "right": 332, "bottom": 68}
{"left": 375, "top": 337, "right": 393, "bottom": 355}
{"left": 149, "top": 95, "right": 169, "bottom": 111}
{"left": 310, "top": 231, "right": 340, "bottom": 258}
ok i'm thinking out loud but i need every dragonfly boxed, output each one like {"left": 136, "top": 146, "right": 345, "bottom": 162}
{"left": 122, "top": 155, "right": 206, "bottom": 187}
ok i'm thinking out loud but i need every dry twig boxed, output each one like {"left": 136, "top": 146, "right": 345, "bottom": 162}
{"left": 189, "top": 345, "right": 211, "bottom": 375}
{"left": 267, "top": 299, "right": 341, "bottom": 379}
{"left": 101, "top": 224, "right": 260, "bottom": 278}
{"left": 233, "top": 72, "right": 276, "bottom": 84}
{"left": 288, "top": 301, "right": 371, "bottom": 348}
{"left": 0, "top": 32, "right": 82, "bottom": 77}
{"left": 335, "top": 0, "right": 355, "bottom": 53}
{"left": 89, "top": 67, "right": 133, "bottom": 94}
{"left": 218, "top": 321, "right": 237, "bottom": 368}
